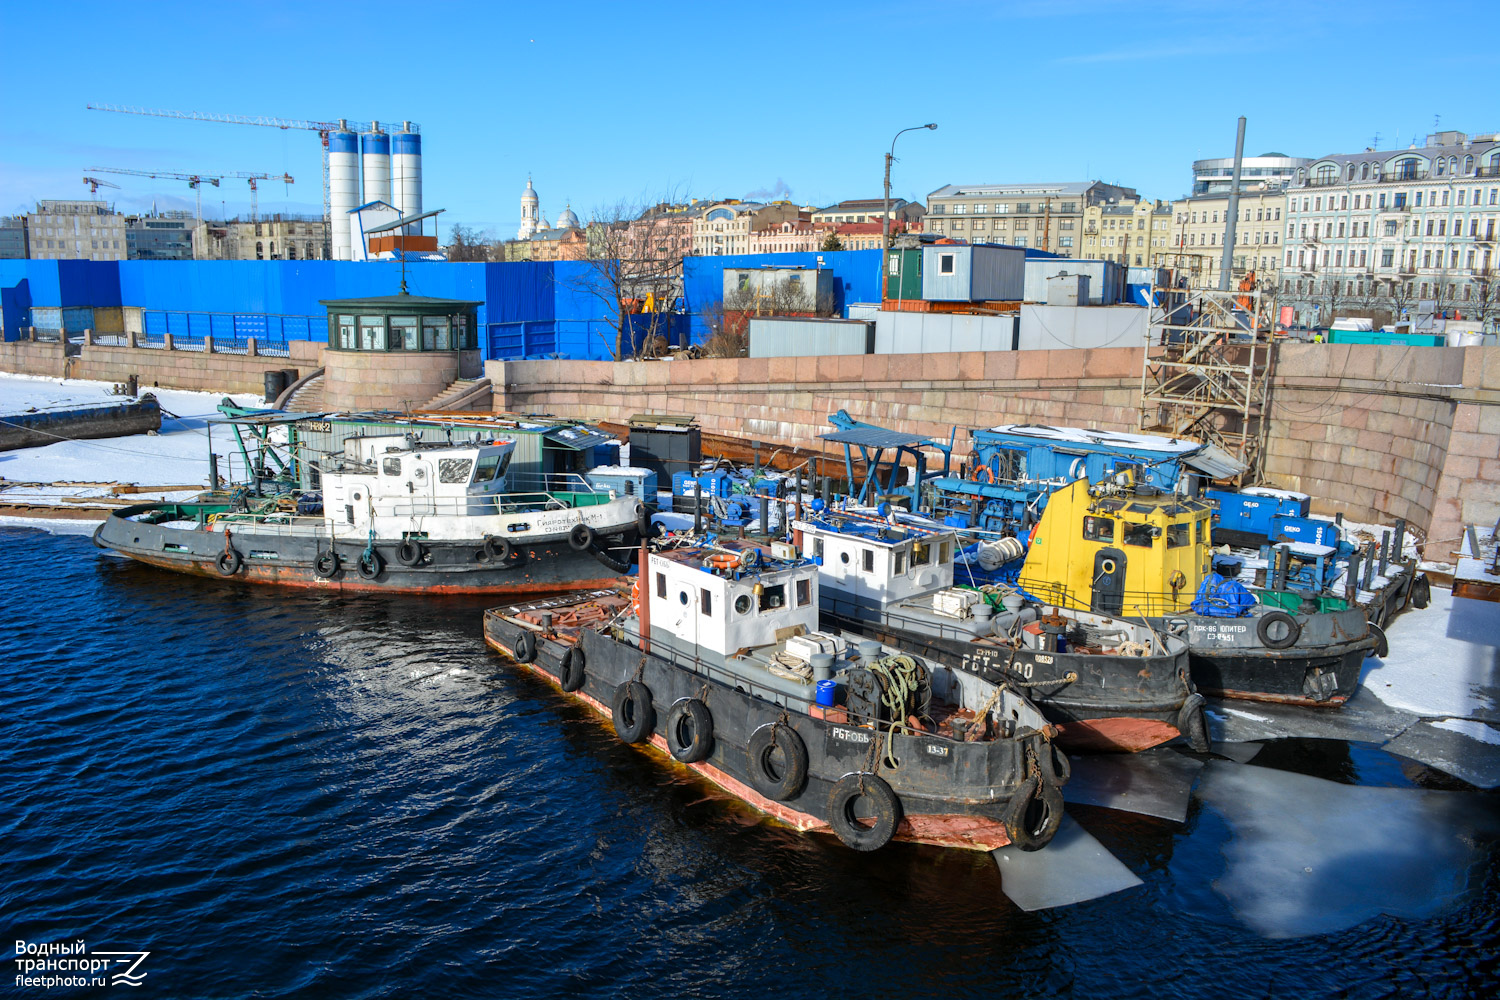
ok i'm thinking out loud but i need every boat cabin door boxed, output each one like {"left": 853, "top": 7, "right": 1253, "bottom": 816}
{"left": 345, "top": 479, "right": 376, "bottom": 531}
{"left": 1091, "top": 547, "right": 1126, "bottom": 616}
{"left": 406, "top": 459, "right": 436, "bottom": 515}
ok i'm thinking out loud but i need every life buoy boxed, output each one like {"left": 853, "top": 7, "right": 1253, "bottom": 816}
{"left": 558, "top": 645, "right": 585, "bottom": 692}
{"left": 215, "top": 548, "right": 242, "bottom": 576}
{"left": 569, "top": 523, "right": 596, "bottom": 551}
{"left": 826, "top": 772, "right": 902, "bottom": 852}
{"left": 314, "top": 550, "right": 340, "bottom": 579}
{"left": 1255, "top": 610, "right": 1301, "bottom": 649}
{"left": 480, "top": 535, "right": 513, "bottom": 564}
{"left": 703, "top": 553, "right": 738, "bottom": 572}
{"left": 971, "top": 466, "right": 995, "bottom": 485}
{"left": 1367, "top": 621, "right": 1389, "bottom": 659}
{"left": 1176, "top": 692, "right": 1210, "bottom": 753}
{"left": 396, "top": 539, "right": 426, "bottom": 567}
{"left": 611, "top": 680, "right": 655, "bottom": 744}
{"left": 356, "top": 549, "right": 384, "bottom": 581}
{"left": 666, "top": 698, "right": 714, "bottom": 763}
{"left": 513, "top": 627, "right": 537, "bottom": 663}
{"left": 747, "top": 723, "right": 808, "bottom": 801}
{"left": 1002, "top": 775, "right": 1064, "bottom": 851}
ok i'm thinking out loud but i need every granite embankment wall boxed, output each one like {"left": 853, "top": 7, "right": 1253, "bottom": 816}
{"left": 0, "top": 334, "right": 324, "bottom": 394}
{"left": 487, "top": 345, "right": 1500, "bottom": 553}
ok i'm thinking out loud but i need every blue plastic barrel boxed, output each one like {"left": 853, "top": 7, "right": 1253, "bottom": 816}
{"left": 815, "top": 680, "right": 838, "bottom": 707}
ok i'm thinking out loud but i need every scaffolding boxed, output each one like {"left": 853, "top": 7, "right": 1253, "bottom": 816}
{"left": 1138, "top": 281, "right": 1275, "bottom": 487}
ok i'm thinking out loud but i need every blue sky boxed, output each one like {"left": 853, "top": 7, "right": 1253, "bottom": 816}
{"left": 3, "top": 0, "right": 1497, "bottom": 239}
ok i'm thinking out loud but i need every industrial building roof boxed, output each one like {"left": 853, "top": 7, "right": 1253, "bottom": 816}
{"left": 929, "top": 181, "right": 1099, "bottom": 199}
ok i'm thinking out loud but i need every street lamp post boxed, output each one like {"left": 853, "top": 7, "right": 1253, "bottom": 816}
{"left": 882, "top": 123, "right": 937, "bottom": 298}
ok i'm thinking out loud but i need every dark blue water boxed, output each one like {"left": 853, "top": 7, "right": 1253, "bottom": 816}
{"left": 3, "top": 527, "right": 1498, "bottom": 999}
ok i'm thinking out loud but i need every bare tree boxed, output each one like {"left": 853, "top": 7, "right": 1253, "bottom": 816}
{"left": 1471, "top": 263, "right": 1500, "bottom": 332}
{"left": 447, "top": 224, "right": 493, "bottom": 262}
{"left": 564, "top": 194, "right": 694, "bottom": 360}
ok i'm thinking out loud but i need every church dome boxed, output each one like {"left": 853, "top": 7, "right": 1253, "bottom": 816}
{"left": 555, "top": 204, "right": 580, "bottom": 229}
{"left": 522, "top": 178, "right": 539, "bottom": 205}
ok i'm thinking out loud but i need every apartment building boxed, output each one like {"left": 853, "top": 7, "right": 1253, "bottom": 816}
{"left": 925, "top": 181, "right": 1137, "bottom": 257}
{"left": 1281, "top": 131, "right": 1500, "bottom": 327}
{"left": 26, "top": 201, "right": 127, "bottom": 260}
{"left": 1163, "top": 191, "right": 1288, "bottom": 287}
{"left": 691, "top": 201, "right": 803, "bottom": 256}
{"left": 193, "top": 217, "right": 328, "bottom": 260}
{"left": 1079, "top": 198, "right": 1173, "bottom": 268}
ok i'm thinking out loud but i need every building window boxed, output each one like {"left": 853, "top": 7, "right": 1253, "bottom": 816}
{"left": 939, "top": 254, "right": 954, "bottom": 274}
{"left": 1060, "top": 236, "right": 1073, "bottom": 247}
{"left": 255, "top": 241, "right": 264, "bottom": 260}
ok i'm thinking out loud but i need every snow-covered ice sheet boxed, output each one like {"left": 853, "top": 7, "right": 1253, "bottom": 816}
{"left": 993, "top": 812, "right": 1143, "bottom": 911}
{"left": 0, "top": 373, "right": 258, "bottom": 489}
{"left": 1366, "top": 587, "right": 1498, "bottom": 722}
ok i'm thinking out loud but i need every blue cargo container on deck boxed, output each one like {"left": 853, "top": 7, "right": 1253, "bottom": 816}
{"left": 1207, "top": 487, "right": 1311, "bottom": 545}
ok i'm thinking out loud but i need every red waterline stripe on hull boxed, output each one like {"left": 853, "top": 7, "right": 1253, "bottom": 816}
{"left": 485, "top": 637, "right": 1013, "bottom": 852}
{"left": 126, "top": 553, "right": 627, "bottom": 596}
{"left": 1055, "top": 717, "right": 1182, "bottom": 754}
{"left": 1208, "top": 687, "right": 1349, "bottom": 708}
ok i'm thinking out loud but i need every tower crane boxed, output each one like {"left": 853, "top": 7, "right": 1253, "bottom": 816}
{"left": 82, "top": 176, "right": 122, "bottom": 196}
{"left": 224, "top": 172, "right": 295, "bottom": 223}
{"left": 85, "top": 167, "right": 222, "bottom": 223}
{"left": 86, "top": 104, "right": 418, "bottom": 254}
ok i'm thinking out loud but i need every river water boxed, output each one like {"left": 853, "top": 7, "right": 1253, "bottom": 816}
{"left": 3, "top": 527, "right": 1497, "bottom": 998}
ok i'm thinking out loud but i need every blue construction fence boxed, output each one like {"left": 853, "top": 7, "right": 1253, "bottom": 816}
{"left": 1, "top": 253, "right": 881, "bottom": 359}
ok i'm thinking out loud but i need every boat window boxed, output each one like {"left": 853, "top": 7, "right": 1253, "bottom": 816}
{"left": 1197, "top": 518, "right": 1209, "bottom": 544}
{"left": 758, "top": 584, "right": 786, "bottom": 612}
{"left": 814, "top": 538, "right": 824, "bottom": 559}
{"left": 840, "top": 550, "right": 849, "bottom": 565}
{"left": 390, "top": 316, "right": 418, "bottom": 351}
{"left": 382, "top": 457, "right": 401, "bottom": 477}
{"left": 359, "top": 315, "right": 386, "bottom": 351}
{"left": 1123, "top": 521, "right": 1157, "bottom": 547}
{"left": 1166, "top": 523, "right": 1191, "bottom": 549}
{"left": 1083, "top": 515, "right": 1114, "bottom": 542}
{"left": 495, "top": 452, "right": 512, "bottom": 480}
{"left": 796, "top": 578, "right": 811, "bottom": 607}
{"left": 656, "top": 573, "right": 666, "bottom": 598}
{"left": 913, "top": 540, "right": 930, "bottom": 565}
{"left": 474, "top": 453, "right": 502, "bottom": 482}
{"left": 894, "top": 549, "right": 906, "bottom": 575}
{"left": 679, "top": 590, "right": 689, "bottom": 606}
{"left": 863, "top": 549, "right": 875, "bottom": 573}
{"left": 939, "top": 541, "right": 951, "bottom": 563}
{"left": 735, "top": 593, "right": 751, "bottom": 615}
{"left": 624, "top": 479, "right": 635, "bottom": 496}
{"left": 439, "top": 458, "right": 473, "bottom": 484}
{"left": 700, "top": 589, "right": 712, "bottom": 617}
{"left": 1126, "top": 503, "right": 1155, "bottom": 514}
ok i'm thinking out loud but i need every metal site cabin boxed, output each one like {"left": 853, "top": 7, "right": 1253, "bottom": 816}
{"left": 320, "top": 293, "right": 480, "bottom": 352}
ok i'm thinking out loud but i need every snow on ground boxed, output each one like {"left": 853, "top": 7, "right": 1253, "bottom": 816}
{"left": 0, "top": 373, "right": 260, "bottom": 490}
{"left": 1366, "top": 585, "right": 1500, "bottom": 722}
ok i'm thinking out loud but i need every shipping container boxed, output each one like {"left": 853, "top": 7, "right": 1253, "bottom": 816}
{"left": 1023, "top": 259, "right": 1123, "bottom": 305}
{"left": 1046, "top": 274, "right": 1090, "bottom": 306}
{"left": 884, "top": 248, "right": 923, "bottom": 301}
{"left": 1017, "top": 304, "right": 1149, "bottom": 350}
{"left": 921, "top": 245, "right": 1025, "bottom": 302}
{"left": 748, "top": 316, "right": 874, "bottom": 357}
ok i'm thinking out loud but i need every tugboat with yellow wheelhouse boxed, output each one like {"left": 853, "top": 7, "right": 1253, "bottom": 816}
{"left": 1018, "top": 473, "right": 1379, "bottom": 706}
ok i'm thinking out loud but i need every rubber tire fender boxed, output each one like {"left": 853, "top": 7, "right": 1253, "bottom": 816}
{"left": 1038, "top": 741, "right": 1072, "bottom": 787}
{"left": 1003, "top": 775, "right": 1065, "bottom": 852}
{"left": 314, "top": 550, "right": 340, "bottom": 579}
{"left": 1255, "top": 610, "right": 1301, "bottom": 650}
{"left": 1177, "top": 692, "right": 1211, "bottom": 753}
{"left": 746, "top": 723, "right": 809, "bottom": 802}
{"left": 558, "top": 645, "right": 585, "bottom": 692}
{"left": 356, "top": 549, "right": 384, "bottom": 581}
{"left": 635, "top": 504, "right": 661, "bottom": 539}
{"left": 513, "top": 628, "right": 537, "bottom": 664}
{"left": 611, "top": 680, "right": 655, "bottom": 744}
{"left": 569, "top": 522, "right": 597, "bottom": 552}
{"left": 826, "top": 772, "right": 902, "bottom": 852}
{"left": 666, "top": 698, "right": 714, "bottom": 763}
{"left": 1411, "top": 575, "right": 1431, "bottom": 610}
{"left": 1367, "top": 621, "right": 1389, "bottom": 659}
{"left": 215, "top": 548, "right": 242, "bottom": 576}
{"left": 480, "top": 535, "right": 513, "bottom": 564}
{"left": 395, "top": 539, "right": 425, "bottom": 567}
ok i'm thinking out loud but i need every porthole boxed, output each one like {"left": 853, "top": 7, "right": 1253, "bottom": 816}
{"left": 679, "top": 590, "right": 689, "bottom": 606}
{"left": 735, "top": 594, "right": 752, "bottom": 615}
{"left": 840, "top": 551, "right": 850, "bottom": 565}
{"left": 353, "top": 491, "right": 362, "bottom": 501}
